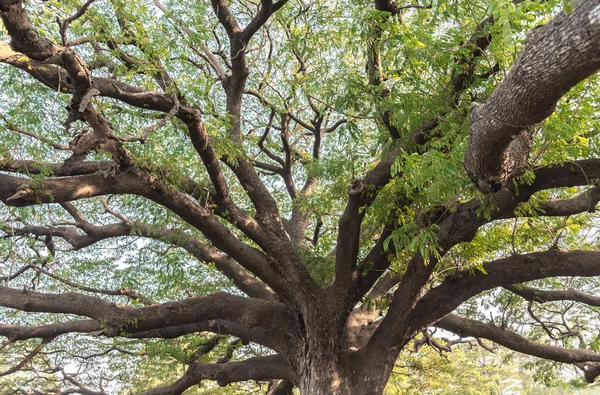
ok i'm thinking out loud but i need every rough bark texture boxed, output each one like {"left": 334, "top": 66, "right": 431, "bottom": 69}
{"left": 465, "top": 0, "right": 600, "bottom": 193}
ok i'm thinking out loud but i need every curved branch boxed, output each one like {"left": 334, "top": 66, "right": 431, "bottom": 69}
{"left": 0, "top": 0, "right": 62, "bottom": 60}
{"left": 436, "top": 314, "right": 600, "bottom": 382}
{"left": 0, "top": 170, "right": 297, "bottom": 298}
{"left": 465, "top": 0, "right": 600, "bottom": 193}
{"left": 497, "top": 185, "right": 600, "bottom": 219}
{"left": 6, "top": 202, "right": 274, "bottom": 301}
{"left": 334, "top": 0, "right": 523, "bottom": 296}
{"left": 140, "top": 354, "right": 295, "bottom": 395}
{"left": 355, "top": 158, "right": 600, "bottom": 358}
{"left": 505, "top": 284, "right": 600, "bottom": 307}
{"left": 242, "top": 0, "right": 290, "bottom": 43}
{"left": 28, "top": 264, "right": 154, "bottom": 305}
{"left": 0, "top": 41, "right": 190, "bottom": 117}
{"left": 0, "top": 0, "right": 318, "bottom": 304}
{"left": 414, "top": 250, "right": 600, "bottom": 332}
{"left": 0, "top": 336, "right": 55, "bottom": 377}
{"left": 437, "top": 158, "right": 600, "bottom": 253}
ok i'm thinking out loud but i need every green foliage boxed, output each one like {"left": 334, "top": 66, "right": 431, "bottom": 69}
{"left": 386, "top": 341, "right": 597, "bottom": 395}
{"left": 1, "top": 0, "right": 599, "bottom": 393}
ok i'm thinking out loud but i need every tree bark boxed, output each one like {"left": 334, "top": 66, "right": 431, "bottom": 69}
{"left": 465, "top": 0, "right": 600, "bottom": 193}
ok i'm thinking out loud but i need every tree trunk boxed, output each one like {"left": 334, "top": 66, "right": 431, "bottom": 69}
{"left": 296, "top": 354, "right": 395, "bottom": 395}
{"left": 295, "top": 314, "right": 398, "bottom": 395}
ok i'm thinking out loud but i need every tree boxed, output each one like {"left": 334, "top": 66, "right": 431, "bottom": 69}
{"left": 0, "top": 0, "right": 599, "bottom": 393}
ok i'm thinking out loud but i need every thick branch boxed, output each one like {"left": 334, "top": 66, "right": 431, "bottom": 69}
{"left": 465, "top": 0, "right": 600, "bottom": 193}
{"left": 140, "top": 354, "right": 295, "bottom": 395}
{"left": 0, "top": 0, "right": 62, "bottom": 60}
{"left": 36, "top": 202, "right": 273, "bottom": 300}
{"left": 0, "top": 320, "right": 101, "bottom": 341}
{"left": 334, "top": 0, "right": 515, "bottom": 298}
{"left": 0, "top": 287, "right": 297, "bottom": 352}
{"left": 437, "top": 314, "right": 600, "bottom": 382}
{"left": 0, "top": 170, "right": 302, "bottom": 299}
{"left": 355, "top": 158, "right": 600, "bottom": 363}
{"left": 414, "top": 250, "right": 600, "bottom": 332}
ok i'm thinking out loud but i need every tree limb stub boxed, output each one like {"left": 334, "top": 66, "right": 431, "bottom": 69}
{"left": 465, "top": 1, "right": 600, "bottom": 193}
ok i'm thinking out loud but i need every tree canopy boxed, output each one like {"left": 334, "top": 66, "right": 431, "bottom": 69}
{"left": 0, "top": 0, "right": 599, "bottom": 394}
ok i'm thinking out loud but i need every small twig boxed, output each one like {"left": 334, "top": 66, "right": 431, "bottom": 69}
{"left": 100, "top": 198, "right": 133, "bottom": 227}
{"left": 57, "top": 0, "right": 98, "bottom": 46}
{"left": 0, "top": 113, "right": 70, "bottom": 151}
{"left": 118, "top": 93, "right": 180, "bottom": 142}
{"left": 0, "top": 336, "right": 57, "bottom": 377}
{"left": 29, "top": 263, "right": 154, "bottom": 305}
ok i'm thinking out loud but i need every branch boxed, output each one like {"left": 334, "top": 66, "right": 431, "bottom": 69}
{"left": 505, "top": 284, "right": 600, "bottom": 307}
{"left": 61, "top": 369, "right": 108, "bottom": 395}
{"left": 0, "top": 0, "right": 62, "bottom": 60}
{"left": 437, "top": 314, "right": 600, "bottom": 382}
{"left": 28, "top": 264, "right": 154, "bottom": 305}
{"left": 414, "top": 250, "right": 600, "bottom": 333}
{"left": 465, "top": 0, "right": 600, "bottom": 193}
{"left": 436, "top": 158, "right": 600, "bottom": 253}
{"left": 355, "top": 158, "right": 600, "bottom": 335}
{"left": 500, "top": 186, "right": 600, "bottom": 219}
{"left": 0, "top": 287, "right": 298, "bottom": 352}
{"left": 0, "top": 40, "right": 195, "bottom": 118}
{"left": 0, "top": 113, "right": 70, "bottom": 150}
{"left": 0, "top": 336, "right": 56, "bottom": 377}
{"left": 139, "top": 354, "right": 295, "bottom": 395}
{"left": 151, "top": 0, "right": 227, "bottom": 80}
{"left": 333, "top": 0, "right": 520, "bottom": 296}
{"left": 0, "top": 5, "right": 295, "bottom": 296}
{"left": 58, "top": 201, "right": 275, "bottom": 300}
{"left": 242, "top": 0, "right": 290, "bottom": 43}
{"left": 211, "top": 0, "right": 242, "bottom": 38}
{"left": 0, "top": 170, "right": 298, "bottom": 299}
{"left": 0, "top": 263, "right": 34, "bottom": 282}
{"left": 57, "top": 0, "right": 97, "bottom": 46}
{"left": 0, "top": 320, "right": 101, "bottom": 341}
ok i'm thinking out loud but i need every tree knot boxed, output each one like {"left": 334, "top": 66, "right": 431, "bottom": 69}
{"left": 349, "top": 179, "right": 366, "bottom": 196}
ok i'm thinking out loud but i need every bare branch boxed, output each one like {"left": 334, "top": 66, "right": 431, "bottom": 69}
{"left": 0, "top": 336, "right": 56, "bottom": 377}
{"left": 505, "top": 284, "right": 600, "bottom": 307}
{"left": 414, "top": 250, "right": 600, "bottom": 333}
{"left": 0, "top": 113, "right": 70, "bottom": 150}
{"left": 29, "top": 264, "right": 154, "bottom": 305}
{"left": 58, "top": 0, "right": 97, "bottom": 46}
{"left": 437, "top": 314, "right": 600, "bottom": 382}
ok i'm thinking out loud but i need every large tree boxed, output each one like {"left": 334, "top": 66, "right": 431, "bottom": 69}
{"left": 0, "top": 0, "right": 599, "bottom": 393}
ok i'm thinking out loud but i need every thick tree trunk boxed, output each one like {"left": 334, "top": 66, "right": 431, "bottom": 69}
{"left": 294, "top": 305, "right": 399, "bottom": 395}
{"left": 298, "top": 360, "right": 351, "bottom": 395}
{"left": 296, "top": 353, "right": 395, "bottom": 395}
